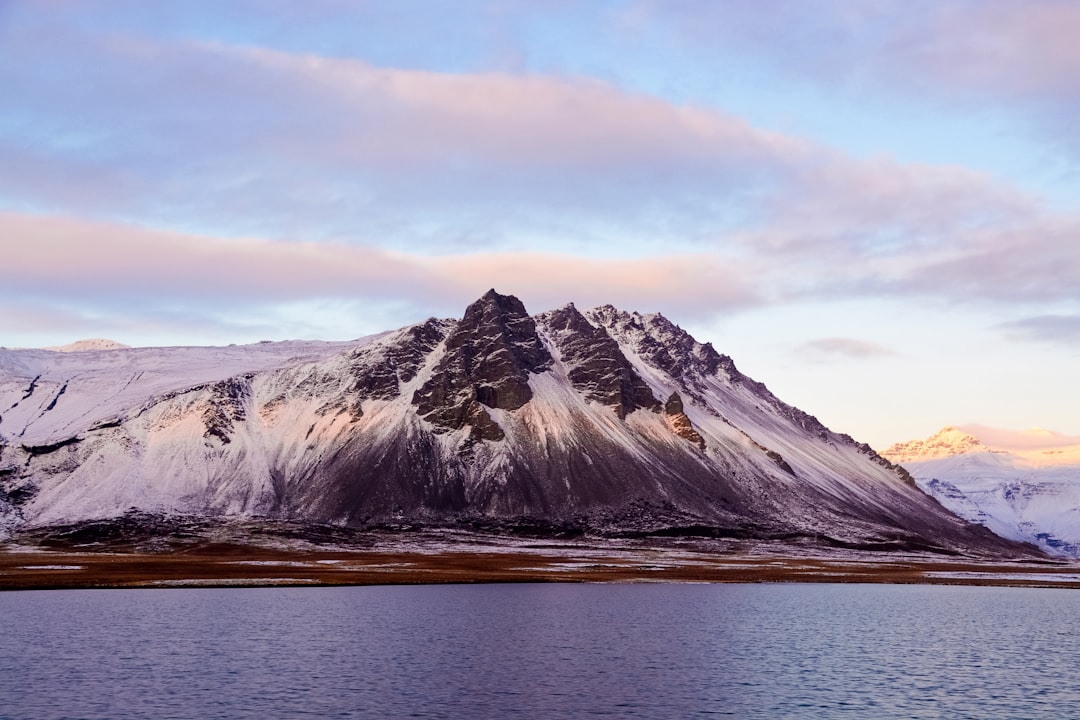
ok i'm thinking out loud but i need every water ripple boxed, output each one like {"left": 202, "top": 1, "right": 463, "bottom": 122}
{"left": 1, "top": 583, "right": 1078, "bottom": 719}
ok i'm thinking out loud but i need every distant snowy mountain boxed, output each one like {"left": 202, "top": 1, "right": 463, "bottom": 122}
{"left": 43, "top": 339, "right": 131, "bottom": 353}
{"left": 883, "top": 426, "right": 1080, "bottom": 557}
{"left": 0, "top": 291, "right": 1027, "bottom": 556}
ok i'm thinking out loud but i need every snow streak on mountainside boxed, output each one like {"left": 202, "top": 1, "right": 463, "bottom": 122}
{"left": 883, "top": 427, "right": 1080, "bottom": 557}
{"left": 0, "top": 291, "right": 1028, "bottom": 556}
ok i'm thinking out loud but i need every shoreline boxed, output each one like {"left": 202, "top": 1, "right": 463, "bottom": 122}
{"left": 3, "top": 535, "right": 1078, "bottom": 590}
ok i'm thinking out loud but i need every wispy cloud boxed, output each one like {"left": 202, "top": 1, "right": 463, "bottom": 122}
{"left": 996, "top": 315, "right": 1080, "bottom": 346}
{"left": 0, "top": 212, "right": 762, "bottom": 342}
{"left": 796, "top": 338, "right": 899, "bottom": 361}
{"left": 3, "top": 27, "right": 795, "bottom": 243}
{"left": 3, "top": 14, "right": 1079, "bottom": 345}
{"left": 885, "top": 1, "right": 1080, "bottom": 103}
{"left": 825, "top": 217, "right": 1080, "bottom": 306}
{"left": 648, "top": 0, "right": 1080, "bottom": 159}
{"left": 0, "top": 25, "right": 1047, "bottom": 251}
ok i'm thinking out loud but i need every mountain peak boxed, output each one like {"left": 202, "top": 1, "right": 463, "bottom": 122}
{"left": 412, "top": 290, "right": 552, "bottom": 439}
{"left": 471, "top": 288, "right": 519, "bottom": 311}
{"left": 881, "top": 426, "right": 985, "bottom": 463}
{"left": 44, "top": 339, "right": 130, "bottom": 353}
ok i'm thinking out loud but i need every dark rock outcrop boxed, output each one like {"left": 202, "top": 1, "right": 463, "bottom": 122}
{"left": 588, "top": 306, "right": 723, "bottom": 377}
{"left": 283, "top": 318, "right": 454, "bottom": 422}
{"left": 203, "top": 377, "right": 251, "bottom": 445}
{"left": 538, "top": 303, "right": 660, "bottom": 418}
{"left": 585, "top": 306, "right": 729, "bottom": 406}
{"left": 20, "top": 436, "right": 82, "bottom": 456}
{"left": 349, "top": 318, "right": 452, "bottom": 401}
{"left": 412, "top": 290, "right": 552, "bottom": 440}
{"left": 587, "top": 305, "right": 873, "bottom": 445}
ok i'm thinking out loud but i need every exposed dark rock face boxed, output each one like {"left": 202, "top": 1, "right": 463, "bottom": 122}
{"left": 585, "top": 304, "right": 895, "bottom": 465}
{"left": 584, "top": 307, "right": 826, "bottom": 453}
{"left": 20, "top": 436, "right": 82, "bottom": 456}
{"left": 858, "top": 442, "right": 917, "bottom": 488}
{"left": 0, "top": 476, "right": 37, "bottom": 506}
{"left": 663, "top": 392, "right": 705, "bottom": 449}
{"left": 586, "top": 305, "right": 726, "bottom": 403}
{"left": 203, "top": 377, "right": 251, "bottom": 445}
{"left": 0, "top": 442, "right": 36, "bottom": 507}
{"left": 20, "top": 375, "right": 41, "bottom": 401}
{"left": 44, "top": 382, "right": 67, "bottom": 412}
{"left": 283, "top": 318, "right": 454, "bottom": 423}
{"left": 537, "top": 303, "right": 660, "bottom": 419}
{"left": 348, "top": 318, "right": 452, "bottom": 401}
{"left": 412, "top": 289, "right": 552, "bottom": 439}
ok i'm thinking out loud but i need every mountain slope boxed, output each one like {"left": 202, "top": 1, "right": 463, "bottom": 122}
{"left": 0, "top": 291, "right": 1029, "bottom": 556}
{"left": 883, "top": 427, "right": 1080, "bottom": 557}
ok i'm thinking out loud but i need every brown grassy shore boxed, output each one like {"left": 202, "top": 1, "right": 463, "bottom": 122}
{"left": 2, "top": 529, "right": 1079, "bottom": 591}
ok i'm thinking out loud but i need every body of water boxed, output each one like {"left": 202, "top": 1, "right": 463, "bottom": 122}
{"left": 1, "top": 582, "right": 1077, "bottom": 718}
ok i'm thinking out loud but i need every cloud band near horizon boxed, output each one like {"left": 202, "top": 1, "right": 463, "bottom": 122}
{"left": 4, "top": 209, "right": 1078, "bottom": 347}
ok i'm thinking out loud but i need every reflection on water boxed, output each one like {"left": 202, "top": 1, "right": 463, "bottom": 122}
{"left": 2, "top": 583, "right": 1078, "bottom": 719}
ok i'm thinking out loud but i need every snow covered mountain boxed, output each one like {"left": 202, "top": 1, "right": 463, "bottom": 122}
{"left": 883, "top": 426, "right": 1080, "bottom": 557}
{"left": 0, "top": 291, "right": 1026, "bottom": 556}
{"left": 42, "top": 339, "right": 131, "bottom": 353}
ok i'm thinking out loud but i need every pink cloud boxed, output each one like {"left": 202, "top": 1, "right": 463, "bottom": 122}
{"left": 651, "top": 0, "right": 1080, "bottom": 101}
{"left": 223, "top": 42, "right": 804, "bottom": 192}
{"left": 8, "top": 23, "right": 1041, "bottom": 250}
{"left": 891, "top": 219, "right": 1080, "bottom": 302}
{"left": 227, "top": 41, "right": 1046, "bottom": 258}
{"left": 3, "top": 23, "right": 1076, "bottom": 318}
{"left": 0, "top": 213, "right": 436, "bottom": 301}
{"left": 0, "top": 212, "right": 760, "bottom": 321}
{"left": 905, "top": 1, "right": 1080, "bottom": 100}
{"left": 959, "top": 424, "right": 1080, "bottom": 451}
{"left": 423, "top": 250, "right": 759, "bottom": 316}
{"left": 648, "top": 1, "right": 1080, "bottom": 159}
{"left": 748, "top": 154, "right": 1035, "bottom": 255}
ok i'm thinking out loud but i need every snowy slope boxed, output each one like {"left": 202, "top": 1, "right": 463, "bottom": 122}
{"left": 883, "top": 427, "right": 1080, "bottom": 557}
{"left": 0, "top": 293, "right": 1028, "bottom": 557}
{"left": 0, "top": 338, "right": 374, "bottom": 446}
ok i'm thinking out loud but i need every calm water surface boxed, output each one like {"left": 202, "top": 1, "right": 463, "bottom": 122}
{"left": 2, "top": 582, "right": 1078, "bottom": 719}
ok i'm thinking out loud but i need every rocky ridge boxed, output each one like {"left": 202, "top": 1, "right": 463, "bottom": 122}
{"left": 536, "top": 303, "right": 660, "bottom": 420}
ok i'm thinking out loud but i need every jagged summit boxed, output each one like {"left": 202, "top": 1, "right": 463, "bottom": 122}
{"left": 882, "top": 427, "right": 986, "bottom": 463}
{"left": 586, "top": 305, "right": 728, "bottom": 388}
{"left": 537, "top": 303, "right": 660, "bottom": 420}
{"left": 411, "top": 289, "right": 552, "bottom": 441}
{"left": 885, "top": 424, "right": 1080, "bottom": 558}
{"left": 0, "top": 291, "right": 1032, "bottom": 557}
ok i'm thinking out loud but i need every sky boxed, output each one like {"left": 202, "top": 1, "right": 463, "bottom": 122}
{"left": 1, "top": 0, "right": 1078, "bottom": 450}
